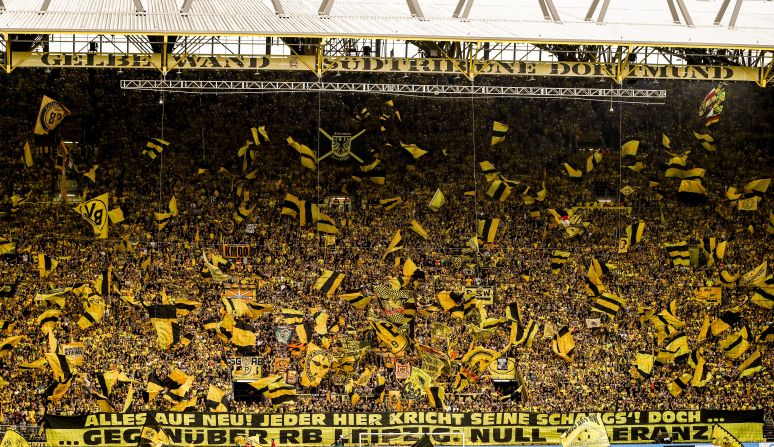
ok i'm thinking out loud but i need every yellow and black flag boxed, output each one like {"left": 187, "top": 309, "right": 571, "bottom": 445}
{"left": 738, "top": 350, "right": 763, "bottom": 378}
{"left": 0, "top": 335, "right": 23, "bottom": 358}
{"left": 625, "top": 221, "right": 646, "bottom": 247}
{"left": 34, "top": 95, "right": 70, "bottom": 135}
{"left": 314, "top": 269, "right": 345, "bottom": 296}
{"left": 287, "top": 136, "right": 317, "bottom": 171}
{"left": 585, "top": 263, "right": 606, "bottom": 297}
{"left": 251, "top": 126, "right": 269, "bottom": 145}
{"left": 479, "top": 160, "right": 499, "bottom": 182}
{"left": 265, "top": 379, "right": 298, "bottom": 408}
{"left": 551, "top": 325, "right": 575, "bottom": 362}
{"left": 41, "top": 377, "right": 73, "bottom": 402}
{"left": 678, "top": 179, "right": 708, "bottom": 202}
{"left": 720, "top": 270, "right": 738, "bottom": 288}
{"left": 719, "top": 326, "right": 749, "bottom": 359}
{"left": 585, "top": 151, "right": 602, "bottom": 173}
{"left": 511, "top": 320, "right": 539, "bottom": 348}
{"left": 205, "top": 384, "right": 229, "bottom": 412}
{"left": 486, "top": 180, "right": 511, "bottom": 202}
{"left": 425, "top": 385, "right": 445, "bottom": 410}
{"left": 503, "top": 303, "right": 522, "bottom": 324}
{"left": 368, "top": 319, "right": 408, "bottom": 354}
{"left": 314, "top": 209, "right": 339, "bottom": 235}
{"left": 383, "top": 230, "right": 404, "bottom": 260}
{"left": 477, "top": 218, "right": 500, "bottom": 243}
{"left": 280, "top": 193, "right": 304, "bottom": 220}
{"left": 549, "top": 250, "right": 570, "bottom": 274}
{"left": 338, "top": 292, "right": 373, "bottom": 310}
{"left": 630, "top": 352, "right": 654, "bottom": 381}
{"left": 37, "top": 308, "right": 61, "bottom": 334}
{"left": 701, "top": 237, "right": 727, "bottom": 265}
{"left": 691, "top": 355, "right": 712, "bottom": 387}
{"left": 74, "top": 193, "right": 109, "bottom": 239}
{"left": 664, "top": 241, "right": 691, "bottom": 266}
{"left": 45, "top": 351, "right": 74, "bottom": 382}
{"left": 667, "top": 373, "right": 692, "bottom": 397}
{"left": 491, "top": 121, "right": 508, "bottom": 146}
{"left": 146, "top": 304, "right": 189, "bottom": 350}
{"left": 233, "top": 202, "right": 256, "bottom": 224}
{"left": 379, "top": 197, "right": 402, "bottom": 210}
{"left": 710, "top": 311, "right": 742, "bottom": 336}
{"left": 173, "top": 297, "right": 202, "bottom": 317}
{"left": 77, "top": 294, "right": 106, "bottom": 329}
{"left": 711, "top": 425, "right": 743, "bottom": 447}
{"left": 143, "top": 138, "right": 170, "bottom": 161}
{"left": 752, "top": 285, "right": 774, "bottom": 310}
{"left": 300, "top": 342, "right": 332, "bottom": 387}
{"left": 591, "top": 293, "right": 626, "bottom": 319}
{"left": 38, "top": 254, "right": 58, "bottom": 278}
{"left": 154, "top": 196, "right": 178, "bottom": 230}
{"left": 138, "top": 418, "right": 170, "bottom": 447}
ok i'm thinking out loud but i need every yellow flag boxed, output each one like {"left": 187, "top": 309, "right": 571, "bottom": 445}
{"left": 23, "top": 142, "right": 34, "bottom": 168}
{"left": 491, "top": 121, "right": 508, "bottom": 145}
{"left": 108, "top": 208, "right": 125, "bottom": 224}
{"left": 409, "top": 220, "right": 429, "bottom": 240}
{"left": 0, "top": 429, "right": 30, "bottom": 447}
{"left": 73, "top": 193, "right": 109, "bottom": 238}
{"left": 562, "top": 163, "right": 583, "bottom": 178}
{"left": 428, "top": 188, "right": 446, "bottom": 212}
{"left": 34, "top": 96, "right": 70, "bottom": 135}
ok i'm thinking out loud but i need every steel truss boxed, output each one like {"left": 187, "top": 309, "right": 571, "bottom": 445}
{"left": 120, "top": 79, "right": 666, "bottom": 100}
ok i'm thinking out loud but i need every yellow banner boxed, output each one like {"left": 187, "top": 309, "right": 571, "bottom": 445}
{"left": 44, "top": 410, "right": 763, "bottom": 447}
{"left": 692, "top": 286, "right": 722, "bottom": 304}
{"left": 15, "top": 53, "right": 761, "bottom": 82}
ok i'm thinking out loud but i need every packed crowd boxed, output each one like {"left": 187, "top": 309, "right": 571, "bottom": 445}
{"left": 0, "top": 69, "right": 772, "bottom": 430}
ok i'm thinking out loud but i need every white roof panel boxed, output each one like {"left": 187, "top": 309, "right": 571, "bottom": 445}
{"left": 0, "top": 0, "right": 773, "bottom": 48}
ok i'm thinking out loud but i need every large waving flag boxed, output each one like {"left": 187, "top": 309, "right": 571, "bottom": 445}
{"left": 73, "top": 193, "right": 109, "bottom": 238}
{"left": 34, "top": 96, "right": 70, "bottom": 135}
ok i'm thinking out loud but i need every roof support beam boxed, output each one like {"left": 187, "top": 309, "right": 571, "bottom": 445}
{"left": 271, "top": 0, "right": 286, "bottom": 16}
{"left": 318, "top": 0, "right": 334, "bottom": 15}
{"left": 538, "top": 0, "right": 561, "bottom": 22}
{"left": 666, "top": 0, "right": 693, "bottom": 26}
{"left": 714, "top": 0, "right": 744, "bottom": 28}
{"left": 180, "top": 0, "right": 194, "bottom": 13}
{"left": 406, "top": 0, "right": 425, "bottom": 19}
{"left": 132, "top": 0, "right": 145, "bottom": 13}
{"left": 585, "top": 0, "right": 610, "bottom": 23}
{"left": 452, "top": 0, "right": 474, "bottom": 19}
{"left": 674, "top": 0, "right": 694, "bottom": 26}
{"left": 38, "top": 0, "right": 51, "bottom": 14}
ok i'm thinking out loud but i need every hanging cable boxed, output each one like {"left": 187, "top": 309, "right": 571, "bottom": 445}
{"left": 470, "top": 75, "right": 479, "bottom": 270}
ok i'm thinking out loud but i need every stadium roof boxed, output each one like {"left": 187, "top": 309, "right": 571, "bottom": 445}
{"left": 1, "top": 0, "right": 773, "bottom": 49}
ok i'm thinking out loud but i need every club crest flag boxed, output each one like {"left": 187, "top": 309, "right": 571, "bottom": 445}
{"left": 0, "top": 430, "right": 29, "bottom": 447}
{"left": 560, "top": 413, "right": 610, "bottom": 447}
{"left": 74, "top": 193, "right": 109, "bottom": 238}
{"left": 34, "top": 96, "right": 71, "bottom": 135}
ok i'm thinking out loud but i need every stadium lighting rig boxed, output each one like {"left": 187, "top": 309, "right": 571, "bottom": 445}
{"left": 120, "top": 80, "right": 666, "bottom": 102}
